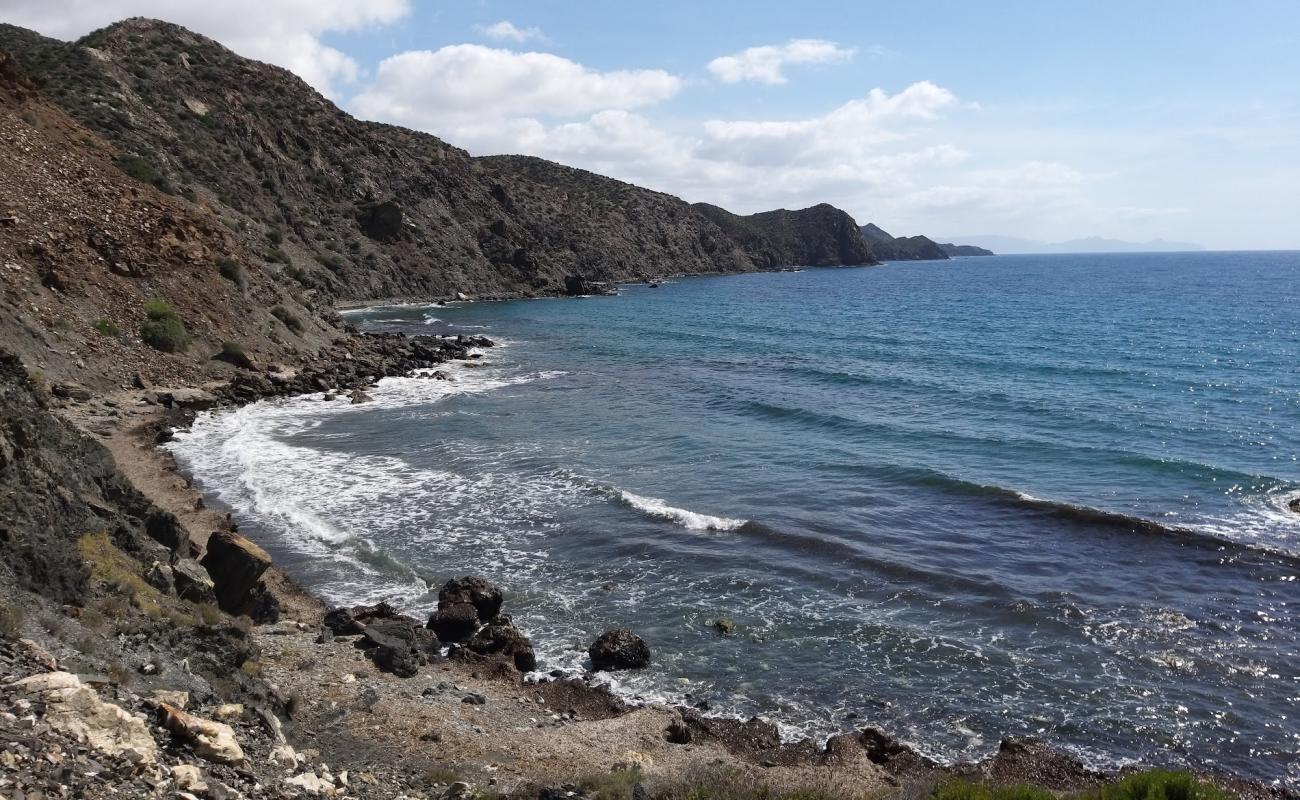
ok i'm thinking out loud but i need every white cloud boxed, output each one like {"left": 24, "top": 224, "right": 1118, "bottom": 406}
{"left": 475, "top": 20, "right": 544, "bottom": 43}
{"left": 708, "top": 38, "right": 855, "bottom": 85}
{"left": 0, "top": 0, "right": 410, "bottom": 97}
{"left": 351, "top": 45, "right": 683, "bottom": 128}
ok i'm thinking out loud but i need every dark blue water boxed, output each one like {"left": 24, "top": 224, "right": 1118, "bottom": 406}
{"left": 171, "top": 253, "right": 1300, "bottom": 788}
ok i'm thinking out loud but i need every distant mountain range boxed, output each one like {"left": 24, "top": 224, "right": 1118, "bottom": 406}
{"left": 944, "top": 235, "right": 1205, "bottom": 255}
{"left": 859, "top": 224, "right": 994, "bottom": 261}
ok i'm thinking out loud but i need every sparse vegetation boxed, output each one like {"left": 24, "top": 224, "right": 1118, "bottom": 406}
{"left": 114, "top": 153, "right": 169, "bottom": 191}
{"left": 931, "top": 782, "right": 1054, "bottom": 800}
{"left": 217, "top": 256, "right": 245, "bottom": 286}
{"left": 220, "top": 340, "right": 245, "bottom": 357}
{"left": 0, "top": 601, "right": 26, "bottom": 639}
{"left": 140, "top": 299, "right": 191, "bottom": 352}
{"left": 270, "top": 305, "right": 304, "bottom": 333}
{"left": 91, "top": 318, "right": 119, "bottom": 336}
{"left": 1089, "top": 771, "right": 1231, "bottom": 800}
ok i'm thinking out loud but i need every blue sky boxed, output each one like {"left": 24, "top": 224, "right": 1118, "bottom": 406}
{"left": 8, "top": 1, "right": 1300, "bottom": 248}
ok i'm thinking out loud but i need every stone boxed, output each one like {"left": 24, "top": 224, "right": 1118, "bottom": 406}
{"left": 323, "top": 607, "right": 364, "bottom": 636}
{"left": 172, "top": 764, "right": 207, "bottom": 793}
{"left": 145, "top": 560, "right": 174, "bottom": 593}
{"left": 665, "top": 717, "right": 692, "bottom": 744}
{"left": 145, "top": 510, "right": 189, "bottom": 554}
{"left": 466, "top": 623, "right": 537, "bottom": 672}
{"left": 588, "top": 629, "right": 651, "bottom": 671}
{"left": 287, "top": 771, "right": 338, "bottom": 796}
{"left": 212, "top": 704, "right": 244, "bottom": 722}
{"left": 710, "top": 618, "right": 736, "bottom": 635}
{"left": 349, "top": 389, "right": 372, "bottom": 404}
{"left": 200, "top": 530, "right": 271, "bottom": 614}
{"left": 149, "top": 690, "right": 189, "bottom": 709}
{"left": 7, "top": 672, "right": 157, "bottom": 763}
{"left": 172, "top": 558, "right": 217, "bottom": 605}
{"left": 159, "top": 703, "right": 244, "bottom": 765}
{"left": 157, "top": 388, "right": 219, "bottom": 411}
{"left": 51, "top": 382, "right": 92, "bottom": 400}
{"left": 361, "top": 621, "right": 424, "bottom": 678}
{"left": 428, "top": 602, "right": 479, "bottom": 643}
{"left": 438, "top": 576, "right": 504, "bottom": 621}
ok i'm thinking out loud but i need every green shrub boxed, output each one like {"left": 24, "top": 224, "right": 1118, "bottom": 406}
{"left": 114, "top": 153, "right": 168, "bottom": 191}
{"left": 316, "top": 253, "right": 344, "bottom": 272}
{"left": 216, "top": 256, "right": 245, "bottom": 287}
{"left": 266, "top": 248, "right": 290, "bottom": 265}
{"left": 91, "top": 318, "right": 119, "bottom": 336}
{"left": 140, "top": 300, "right": 191, "bottom": 352}
{"left": 1089, "top": 771, "right": 1231, "bottom": 800}
{"left": 221, "top": 340, "right": 244, "bottom": 357}
{"left": 931, "top": 782, "right": 1055, "bottom": 800}
{"left": 270, "top": 305, "right": 303, "bottom": 333}
{"left": 578, "top": 768, "right": 642, "bottom": 800}
{"left": 267, "top": 228, "right": 283, "bottom": 245}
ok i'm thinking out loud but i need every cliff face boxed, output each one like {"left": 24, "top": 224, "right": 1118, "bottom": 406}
{"left": 0, "top": 19, "right": 876, "bottom": 303}
{"left": 859, "top": 223, "right": 950, "bottom": 261}
{"left": 938, "top": 242, "right": 994, "bottom": 257}
{"left": 694, "top": 203, "right": 875, "bottom": 268}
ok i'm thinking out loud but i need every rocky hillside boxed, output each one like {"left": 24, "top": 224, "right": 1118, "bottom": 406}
{"left": 0, "top": 49, "right": 338, "bottom": 393}
{"left": 938, "top": 242, "right": 994, "bottom": 257}
{"left": 860, "top": 223, "right": 950, "bottom": 261}
{"left": 0, "top": 18, "right": 877, "bottom": 304}
{"left": 694, "top": 203, "right": 874, "bottom": 268}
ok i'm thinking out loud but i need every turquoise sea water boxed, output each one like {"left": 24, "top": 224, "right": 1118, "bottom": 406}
{"left": 171, "top": 252, "right": 1300, "bottom": 787}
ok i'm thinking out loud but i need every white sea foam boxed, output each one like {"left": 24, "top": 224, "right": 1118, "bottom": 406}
{"left": 617, "top": 490, "right": 746, "bottom": 531}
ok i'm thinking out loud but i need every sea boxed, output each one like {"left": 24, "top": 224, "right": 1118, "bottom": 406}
{"left": 168, "top": 251, "right": 1300, "bottom": 788}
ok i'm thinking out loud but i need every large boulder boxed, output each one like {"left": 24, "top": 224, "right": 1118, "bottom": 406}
{"left": 438, "top": 576, "right": 503, "bottom": 621}
{"left": 360, "top": 618, "right": 440, "bottom": 678}
{"left": 8, "top": 672, "right": 157, "bottom": 763}
{"left": 144, "top": 509, "right": 190, "bottom": 556}
{"left": 466, "top": 622, "right": 537, "bottom": 672}
{"left": 588, "top": 629, "right": 651, "bottom": 671}
{"left": 563, "top": 274, "right": 616, "bottom": 297}
{"left": 158, "top": 703, "right": 244, "bottom": 765}
{"left": 171, "top": 558, "right": 216, "bottom": 605}
{"left": 428, "top": 602, "right": 479, "bottom": 643}
{"left": 200, "top": 530, "right": 271, "bottom": 614}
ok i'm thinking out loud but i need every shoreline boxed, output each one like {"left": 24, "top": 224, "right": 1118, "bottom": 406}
{"left": 77, "top": 323, "right": 1291, "bottom": 799}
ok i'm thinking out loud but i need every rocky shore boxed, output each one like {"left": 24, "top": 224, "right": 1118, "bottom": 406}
{"left": 2, "top": 326, "right": 1290, "bottom": 800}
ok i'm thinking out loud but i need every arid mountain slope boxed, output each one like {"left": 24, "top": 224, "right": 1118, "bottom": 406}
{"left": 0, "top": 19, "right": 877, "bottom": 304}
{"left": 0, "top": 50, "right": 335, "bottom": 392}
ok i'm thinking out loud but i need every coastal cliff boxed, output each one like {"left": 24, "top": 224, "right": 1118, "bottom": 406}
{"left": 0, "top": 18, "right": 876, "bottom": 305}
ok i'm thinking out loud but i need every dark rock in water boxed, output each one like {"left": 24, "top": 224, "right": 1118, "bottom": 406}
{"left": 438, "top": 576, "right": 504, "bottom": 621}
{"left": 467, "top": 622, "right": 537, "bottom": 672}
{"left": 172, "top": 558, "right": 216, "bottom": 605}
{"left": 429, "top": 602, "right": 479, "bottom": 643}
{"left": 324, "top": 607, "right": 364, "bottom": 636}
{"left": 357, "top": 200, "right": 403, "bottom": 242}
{"left": 200, "top": 530, "right": 271, "bottom": 615}
{"left": 349, "top": 388, "right": 372, "bottom": 405}
{"left": 563, "top": 274, "right": 616, "bottom": 297}
{"left": 858, "top": 726, "right": 910, "bottom": 764}
{"left": 588, "top": 628, "right": 650, "bottom": 671}
{"left": 1289, "top": 497, "right": 1300, "bottom": 513}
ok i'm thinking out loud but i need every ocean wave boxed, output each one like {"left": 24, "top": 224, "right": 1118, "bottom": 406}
{"left": 616, "top": 490, "right": 747, "bottom": 532}
{"left": 891, "top": 465, "right": 1300, "bottom": 562}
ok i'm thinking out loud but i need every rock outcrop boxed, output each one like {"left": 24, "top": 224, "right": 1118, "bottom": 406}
{"left": 588, "top": 629, "right": 651, "bottom": 671}
{"left": 8, "top": 672, "right": 158, "bottom": 764}
{"left": 200, "top": 530, "right": 272, "bottom": 615}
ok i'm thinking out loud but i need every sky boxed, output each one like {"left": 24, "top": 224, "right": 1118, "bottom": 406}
{"left": 4, "top": 1, "right": 1299, "bottom": 249}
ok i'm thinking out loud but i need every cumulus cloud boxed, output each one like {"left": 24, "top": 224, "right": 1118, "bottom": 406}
{"left": 0, "top": 0, "right": 409, "bottom": 97}
{"left": 708, "top": 38, "right": 855, "bottom": 85}
{"left": 475, "top": 20, "right": 544, "bottom": 43}
{"left": 351, "top": 45, "right": 683, "bottom": 128}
